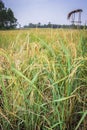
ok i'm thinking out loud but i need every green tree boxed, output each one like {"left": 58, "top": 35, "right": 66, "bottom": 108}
{"left": 0, "top": 0, "right": 4, "bottom": 10}
{"left": 7, "top": 8, "right": 17, "bottom": 28}
{"left": 0, "top": 9, "right": 7, "bottom": 28}
{"left": 0, "top": 0, "right": 17, "bottom": 29}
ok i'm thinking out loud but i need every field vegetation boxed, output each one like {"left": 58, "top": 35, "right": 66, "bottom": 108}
{"left": 0, "top": 28, "right": 87, "bottom": 130}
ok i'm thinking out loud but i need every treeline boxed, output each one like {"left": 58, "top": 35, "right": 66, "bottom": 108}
{"left": 23, "top": 22, "right": 87, "bottom": 29}
{"left": 0, "top": 0, "right": 17, "bottom": 29}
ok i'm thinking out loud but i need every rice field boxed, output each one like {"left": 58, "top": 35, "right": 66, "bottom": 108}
{"left": 0, "top": 28, "right": 87, "bottom": 130}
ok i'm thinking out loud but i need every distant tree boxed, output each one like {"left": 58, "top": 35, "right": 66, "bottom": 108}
{"left": 23, "top": 22, "right": 85, "bottom": 29}
{"left": 37, "top": 22, "right": 41, "bottom": 27}
{"left": 28, "top": 23, "right": 36, "bottom": 28}
{"left": 48, "top": 22, "right": 52, "bottom": 28}
{"left": 0, "top": 0, "right": 17, "bottom": 29}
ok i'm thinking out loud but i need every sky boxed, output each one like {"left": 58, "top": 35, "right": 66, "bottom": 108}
{"left": 3, "top": 0, "right": 87, "bottom": 27}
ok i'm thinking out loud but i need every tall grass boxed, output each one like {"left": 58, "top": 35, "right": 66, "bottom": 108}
{"left": 0, "top": 29, "right": 87, "bottom": 130}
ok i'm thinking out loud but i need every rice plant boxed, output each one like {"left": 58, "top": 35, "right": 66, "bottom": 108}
{"left": 0, "top": 29, "right": 87, "bottom": 130}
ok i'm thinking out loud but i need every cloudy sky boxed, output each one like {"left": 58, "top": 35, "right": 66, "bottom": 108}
{"left": 3, "top": 0, "right": 87, "bottom": 27}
